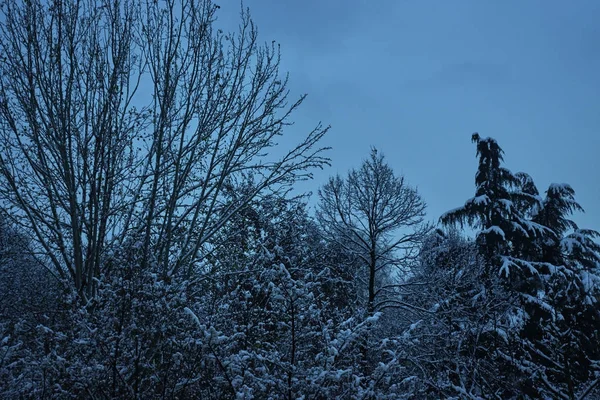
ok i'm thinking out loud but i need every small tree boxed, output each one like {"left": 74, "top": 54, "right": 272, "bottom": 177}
{"left": 317, "top": 148, "right": 429, "bottom": 316}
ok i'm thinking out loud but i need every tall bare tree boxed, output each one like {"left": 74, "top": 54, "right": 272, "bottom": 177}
{"left": 317, "top": 148, "right": 430, "bottom": 316}
{"left": 0, "top": 0, "right": 329, "bottom": 300}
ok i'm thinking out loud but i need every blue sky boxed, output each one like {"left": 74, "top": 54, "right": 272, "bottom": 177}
{"left": 217, "top": 1, "right": 600, "bottom": 229}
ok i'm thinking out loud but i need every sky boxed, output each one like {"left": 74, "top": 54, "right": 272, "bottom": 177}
{"left": 216, "top": 0, "right": 600, "bottom": 229}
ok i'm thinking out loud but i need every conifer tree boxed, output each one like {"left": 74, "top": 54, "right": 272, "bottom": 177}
{"left": 440, "top": 134, "right": 600, "bottom": 398}
{"left": 520, "top": 183, "right": 600, "bottom": 398}
{"left": 441, "top": 133, "right": 546, "bottom": 277}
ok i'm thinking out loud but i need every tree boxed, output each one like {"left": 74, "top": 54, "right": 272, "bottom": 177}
{"left": 0, "top": 0, "right": 329, "bottom": 301}
{"left": 439, "top": 134, "right": 600, "bottom": 399}
{"left": 0, "top": 211, "right": 62, "bottom": 397}
{"left": 521, "top": 183, "right": 600, "bottom": 399}
{"left": 317, "top": 148, "right": 429, "bottom": 317}
{"left": 441, "top": 133, "right": 546, "bottom": 273}
{"left": 407, "top": 229, "right": 514, "bottom": 398}
{"left": 0, "top": 1, "right": 331, "bottom": 396}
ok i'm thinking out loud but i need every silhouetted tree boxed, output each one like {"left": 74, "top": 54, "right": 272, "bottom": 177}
{"left": 0, "top": 0, "right": 329, "bottom": 301}
{"left": 318, "top": 148, "right": 429, "bottom": 316}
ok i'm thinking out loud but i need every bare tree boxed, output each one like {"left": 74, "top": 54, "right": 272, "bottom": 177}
{"left": 317, "top": 148, "right": 430, "bottom": 316}
{"left": 0, "top": 0, "right": 329, "bottom": 301}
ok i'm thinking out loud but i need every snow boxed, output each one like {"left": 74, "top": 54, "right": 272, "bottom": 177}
{"left": 561, "top": 237, "right": 580, "bottom": 253}
{"left": 481, "top": 226, "right": 505, "bottom": 239}
{"left": 511, "top": 221, "right": 530, "bottom": 238}
{"left": 548, "top": 183, "right": 573, "bottom": 192}
{"left": 580, "top": 270, "right": 600, "bottom": 302}
{"left": 184, "top": 307, "right": 202, "bottom": 328}
{"left": 521, "top": 293, "right": 555, "bottom": 315}
{"left": 468, "top": 195, "right": 490, "bottom": 207}
{"left": 499, "top": 256, "right": 514, "bottom": 277}
{"left": 402, "top": 320, "right": 423, "bottom": 339}
{"left": 495, "top": 327, "right": 508, "bottom": 343}
{"left": 497, "top": 199, "right": 513, "bottom": 212}
{"left": 521, "top": 220, "right": 550, "bottom": 236}
{"left": 507, "top": 308, "right": 527, "bottom": 329}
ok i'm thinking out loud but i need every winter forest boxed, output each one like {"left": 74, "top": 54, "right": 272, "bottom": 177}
{"left": 1, "top": 0, "right": 599, "bottom": 399}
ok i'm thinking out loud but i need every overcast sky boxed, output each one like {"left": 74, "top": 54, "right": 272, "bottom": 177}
{"left": 217, "top": 0, "right": 600, "bottom": 229}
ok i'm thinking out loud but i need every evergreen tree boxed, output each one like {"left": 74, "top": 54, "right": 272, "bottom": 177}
{"left": 519, "top": 183, "right": 600, "bottom": 398}
{"left": 441, "top": 133, "right": 546, "bottom": 277}
{"left": 438, "top": 134, "right": 554, "bottom": 396}
{"left": 439, "top": 134, "right": 600, "bottom": 398}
